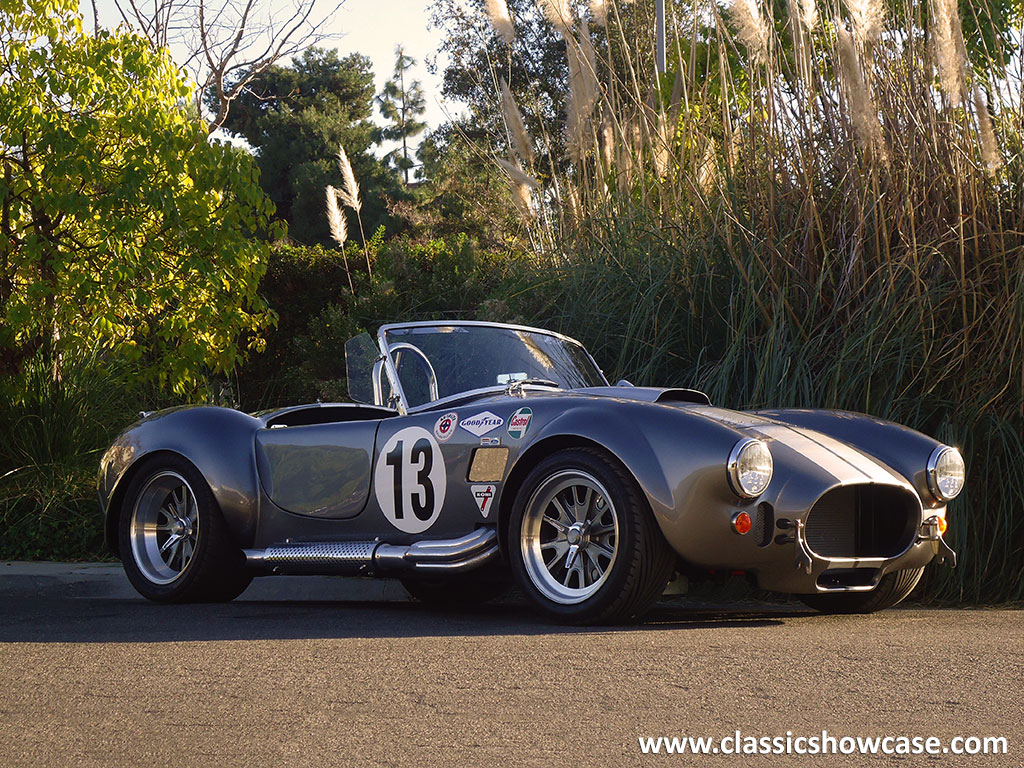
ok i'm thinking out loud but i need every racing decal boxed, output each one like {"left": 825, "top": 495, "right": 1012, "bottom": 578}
{"left": 374, "top": 426, "right": 447, "bottom": 534}
{"left": 433, "top": 412, "right": 458, "bottom": 442}
{"left": 471, "top": 485, "right": 496, "bottom": 518}
{"left": 480, "top": 436, "right": 501, "bottom": 446}
{"left": 507, "top": 407, "right": 533, "bottom": 439}
{"left": 460, "top": 410, "right": 504, "bottom": 437}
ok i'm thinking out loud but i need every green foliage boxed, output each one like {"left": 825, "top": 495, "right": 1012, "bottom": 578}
{"left": 234, "top": 235, "right": 530, "bottom": 408}
{"left": 217, "top": 47, "right": 404, "bottom": 245}
{"left": 0, "top": 0, "right": 276, "bottom": 392}
{"left": 0, "top": 354, "right": 177, "bottom": 560}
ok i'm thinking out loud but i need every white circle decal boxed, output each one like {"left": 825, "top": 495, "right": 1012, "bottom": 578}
{"left": 374, "top": 426, "right": 446, "bottom": 534}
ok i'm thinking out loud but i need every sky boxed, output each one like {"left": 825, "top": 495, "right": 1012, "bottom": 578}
{"left": 82, "top": 0, "right": 457, "bottom": 156}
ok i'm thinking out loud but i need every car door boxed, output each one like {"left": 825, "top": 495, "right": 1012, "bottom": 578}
{"left": 255, "top": 420, "right": 381, "bottom": 519}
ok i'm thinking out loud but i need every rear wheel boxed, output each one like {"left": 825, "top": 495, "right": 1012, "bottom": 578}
{"left": 799, "top": 567, "right": 924, "bottom": 614}
{"left": 508, "top": 448, "right": 675, "bottom": 625}
{"left": 118, "top": 456, "right": 252, "bottom": 603}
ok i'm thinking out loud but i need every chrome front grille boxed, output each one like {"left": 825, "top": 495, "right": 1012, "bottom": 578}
{"left": 804, "top": 485, "right": 918, "bottom": 559}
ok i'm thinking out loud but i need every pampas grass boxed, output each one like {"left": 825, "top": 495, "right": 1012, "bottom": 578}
{"left": 500, "top": 77, "right": 534, "bottom": 165}
{"left": 589, "top": 0, "right": 607, "bottom": 28}
{"left": 335, "top": 144, "right": 373, "bottom": 280}
{"left": 484, "top": 0, "right": 515, "bottom": 44}
{"left": 836, "top": 24, "right": 885, "bottom": 159}
{"left": 496, "top": 156, "right": 541, "bottom": 189}
{"left": 538, "top": 0, "right": 572, "bottom": 36}
{"left": 930, "top": 0, "right": 967, "bottom": 103}
{"left": 844, "top": 0, "right": 882, "bottom": 46}
{"left": 973, "top": 86, "right": 1001, "bottom": 175}
{"left": 325, "top": 185, "right": 354, "bottom": 292}
{"left": 727, "top": 0, "right": 770, "bottom": 64}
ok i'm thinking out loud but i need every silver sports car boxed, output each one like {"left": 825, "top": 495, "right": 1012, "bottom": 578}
{"left": 98, "top": 321, "right": 963, "bottom": 623}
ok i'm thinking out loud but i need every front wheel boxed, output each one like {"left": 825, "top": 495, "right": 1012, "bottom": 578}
{"left": 118, "top": 456, "right": 252, "bottom": 603}
{"left": 507, "top": 448, "right": 675, "bottom": 625}
{"left": 799, "top": 567, "right": 924, "bottom": 614}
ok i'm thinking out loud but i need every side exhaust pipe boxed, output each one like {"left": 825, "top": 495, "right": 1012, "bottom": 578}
{"left": 243, "top": 528, "right": 499, "bottom": 576}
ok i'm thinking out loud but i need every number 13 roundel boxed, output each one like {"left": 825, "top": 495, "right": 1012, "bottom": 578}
{"left": 374, "top": 426, "right": 447, "bottom": 534}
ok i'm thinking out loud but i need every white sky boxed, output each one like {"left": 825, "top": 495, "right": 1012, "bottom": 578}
{"left": 82, "top": 0, "right": 457, "bottom": 156}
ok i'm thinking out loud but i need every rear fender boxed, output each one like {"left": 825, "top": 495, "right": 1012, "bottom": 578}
{"left": 100, "top": 406, "right": 262, "bottom": 555}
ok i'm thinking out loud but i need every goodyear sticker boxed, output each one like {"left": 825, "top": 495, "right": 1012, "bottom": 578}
{"left": 507, "top": 407, "right": 533, "bottom": 439}
{"left": 460, "top": 411, "right": 503, "bottom": 437}
{"left": 433, "top": 412, "right": 458, "bottom": 442}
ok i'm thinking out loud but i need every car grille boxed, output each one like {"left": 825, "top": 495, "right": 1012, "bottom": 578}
{"left": 804, "top": 485, "right": 918, "bottom": 558}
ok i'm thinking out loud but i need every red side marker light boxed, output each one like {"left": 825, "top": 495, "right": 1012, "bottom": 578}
{"left": 732, "top": 511, "right": 753, "bottom": 535}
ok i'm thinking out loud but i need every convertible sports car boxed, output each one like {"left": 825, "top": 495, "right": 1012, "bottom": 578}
{"left": 99, "top": 321, "right": 964, "bottom": 623}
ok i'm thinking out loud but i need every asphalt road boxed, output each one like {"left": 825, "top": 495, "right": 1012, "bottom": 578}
{"left": 0, "top": 564, "right": 1021, "bottom": 767}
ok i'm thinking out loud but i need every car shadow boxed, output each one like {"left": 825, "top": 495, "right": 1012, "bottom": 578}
{"left": 0, "top": 590, "right": 809, "bottom": 644}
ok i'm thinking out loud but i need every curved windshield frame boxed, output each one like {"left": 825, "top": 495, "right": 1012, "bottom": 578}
{"left": 377, "top": 321, "right": 607, "bottom": 411}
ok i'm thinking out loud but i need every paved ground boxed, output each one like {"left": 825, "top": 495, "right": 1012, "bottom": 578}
{"left": 0, "top": 562, "right": 1021, "bottom": 767}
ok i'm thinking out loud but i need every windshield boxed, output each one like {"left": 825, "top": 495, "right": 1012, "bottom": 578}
{"left": 382, "top": 324, "right": 606, "bottom": 407}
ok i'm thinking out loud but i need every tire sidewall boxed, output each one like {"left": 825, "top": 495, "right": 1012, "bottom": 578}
{"left": 508, "top": 449, "right": 645, "bottom": 622}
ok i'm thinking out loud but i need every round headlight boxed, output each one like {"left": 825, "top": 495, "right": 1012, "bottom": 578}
{"left": 927, "top": 445, "right": 965, "bottom": 501}
{"left": 728, "top": 438, "right": 773, "bottom": 498}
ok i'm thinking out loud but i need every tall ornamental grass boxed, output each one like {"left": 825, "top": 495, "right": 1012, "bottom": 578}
{"left": 477, "top": 0, "right": 1024, "bottom": 602}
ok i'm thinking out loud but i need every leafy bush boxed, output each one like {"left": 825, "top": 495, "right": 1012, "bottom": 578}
{"left": 236, "top": 234, "right": 531, "bottom": 408}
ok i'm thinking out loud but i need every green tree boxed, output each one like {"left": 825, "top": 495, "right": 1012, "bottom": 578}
{"left": 217, "top": 47, "right": 402, "bottom": 246}
{"left": 377, "top": 46, "right": 427, "bottom": 183}
{"left": 0, "top": 0, "right": 276, "bottom": 392}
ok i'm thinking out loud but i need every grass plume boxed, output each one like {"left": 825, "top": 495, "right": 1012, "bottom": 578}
{"left": 484, "top": 0, "right": 515, "bottom": 44}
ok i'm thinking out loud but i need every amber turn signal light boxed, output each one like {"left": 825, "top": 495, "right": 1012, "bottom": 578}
{"left": 937, "top": 516, "right": 948, "bottom": 536}
{"left": 731, "top": 511, "right": 753, "bottom": 535}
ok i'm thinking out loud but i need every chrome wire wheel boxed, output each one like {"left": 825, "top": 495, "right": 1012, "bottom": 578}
{"left": 129, "top": 471, "right": 200, "bottom": 585}
{"left": 521, "top": 470, "right": 620, "bottom": 605}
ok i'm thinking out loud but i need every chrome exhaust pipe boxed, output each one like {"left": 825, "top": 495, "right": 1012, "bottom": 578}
{"left": 243, "top": 528, "right": 499, "bottom": 576}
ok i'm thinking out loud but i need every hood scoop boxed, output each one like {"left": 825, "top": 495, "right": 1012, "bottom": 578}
{"left": 576, "top": 386, "right": 711, "bottom": 405}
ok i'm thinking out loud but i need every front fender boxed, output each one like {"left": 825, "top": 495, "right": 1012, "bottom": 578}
{"left": 511, "top": 399, "right": 747, "bottom": 549}
{"left": 99, "top": 406, "right": 262, "bottom": 555}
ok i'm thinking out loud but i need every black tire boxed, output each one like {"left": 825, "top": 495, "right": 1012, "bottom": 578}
{"left": 507, "top": 448, "right": 675, "bottom": 625}
{"left": 118, "top": 455, "right": 252, "bottom": 603}
{"left": 400, "top": 566, "right": 512, "bottom": 607}
{"left": 799, "top": 567, "right": 924, "bottom": 614}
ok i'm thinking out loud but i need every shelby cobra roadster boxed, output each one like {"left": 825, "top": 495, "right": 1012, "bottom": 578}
{"left": 99, "top": 321, "right": 964, "bottom": 623}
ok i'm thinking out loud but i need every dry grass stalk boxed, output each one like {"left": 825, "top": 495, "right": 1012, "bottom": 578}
{"left": 600, "top": 113, "right": 614, "bottom": 170}
{"left": 512, "top": 181, "right": 534, "bottom": 218}
{"left": 845, "top": 0, "right": 882, "bottom": 46}
{"left": 538, "top": 0, "right": 572, "bottom": 36}
{"left": 336, "top": 146, "right": 361, "bottom": 212}
{"left": 973, "top": 86, "right": 1002, "bottom": 175}
{"left": 799, "top": 0, "right": 818, "bottom": 31}
{"left": 484, "top": 0, "right": 515, "bottom": 43}
{"left": 836, "top": 24, "right": 886, "bottom": 161}
{"left": 325, "top": 186, "right": 347, "bottom": 246}
{"left": 496, "top": 156, "right": 541, "bottom": 189}
{"left": 335, "top": 144, "right": 372, "bottom": 280}
{"left": 727, "top": 0, "right": 770, "bottom": 64}
{"left": 499, "top": 78, "right": 534, "bottom": 165}
{"left": 930, "top": 0, "right": 967, "bottom": 103}
{"left": 565, "top": 24, "right": 599, "bottom": 162}
{"left": 325, "top": 185, "right": 354, "bottom": 292}
{"left": 589, "top": 0, "right": 607, "bottom": 28}
{"left": 697, "top": 140, "right": 719, "bottom": 194}
{"left": 651, "top": 111, "right": 670, "bottom": 177}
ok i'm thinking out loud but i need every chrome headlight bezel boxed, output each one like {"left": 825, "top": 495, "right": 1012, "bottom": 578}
{"left": 727, "top": 438, "right": 774, "bottom": 499}
{"left": 926, "top": 445, "right": 965, "bottom": 502}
